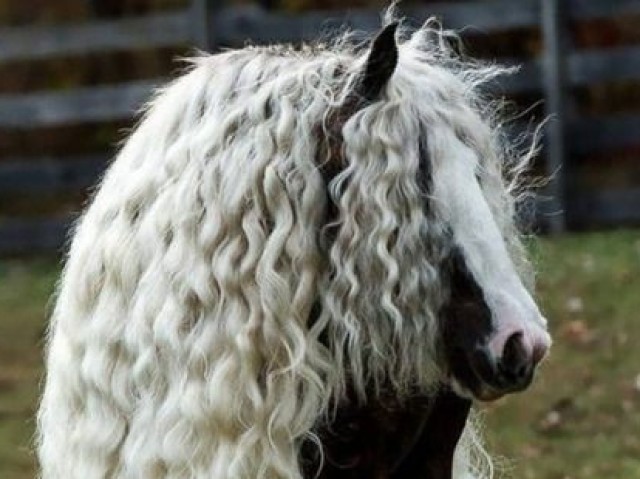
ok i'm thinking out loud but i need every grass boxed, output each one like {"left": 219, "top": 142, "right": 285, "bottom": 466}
{"left": 0, "top": 260, "right": 58, "bottom": 479}
{"left": 484, "top": 230, "right": 640, "bottom": 478}
{"left": 0, "top": 230, "right": 639, "bottom": 478}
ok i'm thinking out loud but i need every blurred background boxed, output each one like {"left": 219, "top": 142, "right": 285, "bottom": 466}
{"left": 0, "top": 0, "right": 639, "bottom": 477}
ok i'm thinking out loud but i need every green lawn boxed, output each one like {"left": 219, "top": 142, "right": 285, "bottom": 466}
{"left": 484, "top": 230, "right": 640, "bottom": 478}
{"left": 0, "top": 260, "right": 58, "bottom": 479}
{"left": 1, "top": 230, "right": 639, "bottom": 478}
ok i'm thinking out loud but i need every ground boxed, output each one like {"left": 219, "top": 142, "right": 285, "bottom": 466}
{"left": 0, "top": 230, "right": 639, "bottom": 478}
{"left": 484, "top": 229, "right": 640, "bottom": 479}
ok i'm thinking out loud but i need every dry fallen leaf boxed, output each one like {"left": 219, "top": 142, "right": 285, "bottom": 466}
{"left": 581, "top": 254, "right": 595, "bottom": 273}
{"left": 520, "top": 443, "right": 542, "bottom": 459}
{"left": 538, "top": 410, "right": 562, "bottom": 432}
{"left": 559, "top": 319, "right": 597, "bottom": 346}
{"left": 622, "top": 399, "right": 635, "bottom": 414}
{"left": 564, "top": 296, "right": 584, "bottom": 313}
{"left": 538, "top": 397, "right": 576, "bottom": 433}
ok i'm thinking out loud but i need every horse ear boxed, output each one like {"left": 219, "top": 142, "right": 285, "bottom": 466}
{"left": 322, "top": 22, "right": 400, "bottom": 181}
{"left": 357, "top": 22, "right": 399, "bottom": 101}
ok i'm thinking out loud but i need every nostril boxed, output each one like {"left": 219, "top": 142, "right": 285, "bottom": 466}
{"left": 471, "top": 325, "right": 550, "bottom": 395}
{"left": 503, "top": 331, "right": 524, "bottom": 363}
{"left": 532, "top": 336, "right": 551, "bottom": 365}
{"left": 499, "top": 331, "right": 530, "bottom": 384}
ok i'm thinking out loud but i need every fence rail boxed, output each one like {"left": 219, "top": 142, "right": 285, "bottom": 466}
{"left": 0, "top": 155, "right": 108, "bottom": 193}
{"left": 0, "top": 80, "right": 158, "bottom": 128}
{"left": 211, "top": 1, "right": 541, "bottom": 45}
{"left": 570, "top": 114, "right": 640, "bottom": 154}
{"left": 1, "top": 0, "right": 640, "bottom": 255}
{"left": 0, "top": 217, "right": 72, "bottom": 255}
{"left": 0, "top": 11, "right": 191, "bottom": 62}
{"left": 568, "top": 0, "right": 640, "bottom": 19}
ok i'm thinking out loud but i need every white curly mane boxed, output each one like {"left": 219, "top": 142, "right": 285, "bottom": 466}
{"left": 37, "top": 13, "right": 535, "bottom": 479}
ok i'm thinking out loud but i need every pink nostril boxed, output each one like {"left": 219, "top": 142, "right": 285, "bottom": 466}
{"left": 488, "top": 326, "right": 550, "bottom": 365}
{"left": 531, "top": 331, "right": 551, "bottom": 365}
{"left": 487, "top": 328, "right": 525, "bottom": 361}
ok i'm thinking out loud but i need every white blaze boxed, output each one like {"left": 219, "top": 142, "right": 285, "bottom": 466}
{"left": 430, "top": 127, "right": 549, "bottom": 352}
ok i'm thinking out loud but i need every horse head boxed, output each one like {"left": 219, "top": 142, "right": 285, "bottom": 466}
{"left": 312, "top": 21, "right": 551, "bottom": 478}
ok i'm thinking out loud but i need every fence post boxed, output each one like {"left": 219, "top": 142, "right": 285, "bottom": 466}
{"left": 191, "top": 0, "right": 224, "bottom": 51}
{"left": 541, "top": 0, "right": 569, "bottom": 233}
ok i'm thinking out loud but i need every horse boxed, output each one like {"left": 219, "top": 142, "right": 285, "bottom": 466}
{"left": 37, "top": 12, "right": 551, "bottom": 479}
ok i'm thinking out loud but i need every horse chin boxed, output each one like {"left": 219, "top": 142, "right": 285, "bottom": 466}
{"left": 448, "top": 376, "right": 506, "bottom": 403}
{"left": 445, "top": 346, "right": 537, "bottom": 403}
{"left": 473, "top": 387, "right": 506, "bottom": 402}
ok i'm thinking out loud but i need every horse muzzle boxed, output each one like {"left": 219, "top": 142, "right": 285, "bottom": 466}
{"left": 452, "top": 321, "right": 551, "bottom": 401}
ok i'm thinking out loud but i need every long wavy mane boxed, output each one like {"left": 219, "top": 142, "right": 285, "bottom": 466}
{"left": 37, "top": 13, "right": 536, "bottom": 479}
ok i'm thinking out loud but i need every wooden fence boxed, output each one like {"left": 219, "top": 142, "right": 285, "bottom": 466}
{"left": 1, "top": 0, "right": 640, "bottom": 254}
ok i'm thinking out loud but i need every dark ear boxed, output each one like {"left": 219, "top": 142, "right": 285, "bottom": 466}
{"left": 357, "top": 22, "right": 399, "bottom": 101}
{"left": 319, "top": 23, "right": 400, "bottom": 185}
